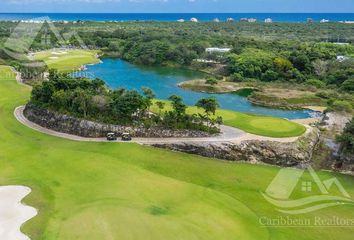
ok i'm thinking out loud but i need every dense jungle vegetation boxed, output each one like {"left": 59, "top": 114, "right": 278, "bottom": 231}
{"left": 0, "top": 21, "right": 353, "bottom": 108}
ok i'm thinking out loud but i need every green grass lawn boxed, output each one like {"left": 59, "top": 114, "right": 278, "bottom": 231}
{"left": 151, "top": 100, "right": 306, "bottom": 138}
{"left": 1, "top": 65, "right": 354, "bottom": 240}
{"left": 33, "top": 49, "right": 100, "bottom": 72}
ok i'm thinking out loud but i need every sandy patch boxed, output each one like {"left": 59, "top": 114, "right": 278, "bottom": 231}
{"left": 292, "top": 118, "right": 321, "bottom": 125}
{"left": 303, "top": 106, "right": 327, "bottom": 113}
{"left": 179, "top": 79, "right": 257, "bottom": 93}
{"left": 49, "top": 56, "right": 59, "bottom": 60}
{"left": 0, "top": 186, "right": 37, "bottom": 240}
{"left": 51, "top": 51, "right": 67, "bottom": 55}
{"left": 263, "top": 88, "right": 313, "bottom": 98}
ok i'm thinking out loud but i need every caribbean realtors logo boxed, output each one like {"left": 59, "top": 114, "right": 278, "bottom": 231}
{"left": 262, "top": 166, "right": 354, "bottom": 214}
{"left": 3, "top": 16, "right": 86, "bottom": 63}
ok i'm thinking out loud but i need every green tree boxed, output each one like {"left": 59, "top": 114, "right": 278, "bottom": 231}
{"left": 337, "top": 117, "right": 354, "bottom": 154}
{"left": 142, "top": 87, "right": 156, "bottom": 112}
{"left": 168, "top": 95, "right": 187, "bottom": 117}
{"left": 73, "top": 88, "right": 92, "bottom": 118}
{"left": 312, "top": 59, "right": 328, "bottom": 77}
{"left": 112, "top": 90, "right": 146, "bottom": 123}
{"left": 195, "top": 98, "right": 219, "bottom": 129}
{"left": 206, "top": 77, "right": 218, "bottom": 86}
{"left": 155, "top": 101, "right": 166, "bottom": 115}
{"left": 48, "top": 69, "right": 60, "bottom": 82}
{"left": 306, "top": 79, "right": 325, "bottom": 89}
{"left": 51, "top": 90, "right": 68, "bottom": 109}
{"left": 341, "top": 79, "right": 354, "bottom": 93}
{"left": 31, "top": 81, "right": 55, "bottom": 105}
{"left": 330, "top": 100, "right": 353, "bottom": 113}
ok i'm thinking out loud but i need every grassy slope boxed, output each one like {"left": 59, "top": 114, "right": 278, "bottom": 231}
{"left": 0, "top": 65, "right": 354, "bottom": 239}
{"left": 33, "top": 49, "right": 100, "bottom": 72}
{"left": 151, "top": 100, "right": 306, "bottom": 138}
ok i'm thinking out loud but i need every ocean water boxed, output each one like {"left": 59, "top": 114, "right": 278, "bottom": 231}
{"left": 74, "top": 58, "right": 317, "bottom": 119}
{"left": 0, "top": 13, "right": 353, "bottom": 22}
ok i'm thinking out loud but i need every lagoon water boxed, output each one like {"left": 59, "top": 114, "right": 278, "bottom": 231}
{"left": 77, "top": 58, "right": 316, "bottom": 119}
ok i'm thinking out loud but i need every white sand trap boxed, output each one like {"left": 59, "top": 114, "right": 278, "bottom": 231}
{"left": 51, "top": 51, "right": 67, "bottom": 55}
{"left": 49, "top": 56, "right": 59, "bottom": 59}
{"left": 0, "top": 186, "right": 37, "bottom": 240}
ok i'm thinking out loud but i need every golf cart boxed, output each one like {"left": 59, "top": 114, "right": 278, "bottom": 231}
{"left": 106, "top": 132, "right": 117, "bottom": 141}
{"left": 121, "top": 132, "right": 132, "bottom": 141}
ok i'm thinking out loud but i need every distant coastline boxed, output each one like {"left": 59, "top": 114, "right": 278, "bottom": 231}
{"left": 0, "top": 13, "right": 354, "bottom": 23}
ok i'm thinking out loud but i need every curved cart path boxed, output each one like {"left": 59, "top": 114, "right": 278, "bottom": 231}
{"left": 14, "top": 106, "right": 307, "bottom": 144}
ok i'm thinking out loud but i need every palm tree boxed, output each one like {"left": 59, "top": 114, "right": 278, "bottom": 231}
{"left": 195, "top": 98, "right": 219, "bottom": 130}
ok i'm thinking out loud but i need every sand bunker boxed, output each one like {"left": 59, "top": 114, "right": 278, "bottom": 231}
{"left": 51, "top": 51, "right": 67, "bottom": 55}
{"left": 0, "top": 186, "right": 37, "bottom": 240}
{"left": 49, "top": 56, "right": 59, "bottom": 59}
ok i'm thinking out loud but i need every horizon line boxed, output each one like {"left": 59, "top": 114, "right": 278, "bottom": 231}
{"left": 1, "top": 12, "right": 354, "bottom": 14}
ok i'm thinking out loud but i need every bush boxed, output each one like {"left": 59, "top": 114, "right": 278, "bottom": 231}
{"left": 340, "top": 79, "right": 354, "bottom": 93}
{"left": 261, "top": 70, "right": 279, "bottom": 81}
{"left": 205, "top": 77, "right": 218, "bottom": 85}
{"left": 316, "top": 91, "right": 330, "bottom": 99}
{"left": 336, "top": 117, "right": 354, "bottom": 154}
{"left": 329, "top": 100, "right": 353, "bottom": 113}
{"left": 306, "top": 79, "right": 325, "bottom": 89}
{"left": 229, "top": 73, "right": 244, "bottom": 82}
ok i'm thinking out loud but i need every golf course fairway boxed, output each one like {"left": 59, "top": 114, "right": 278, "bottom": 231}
{"left": 33, "top": 49, "right": 100, "bottom": 72}
{"left": 1, "top": 65, "right": 354, "bottom": 240}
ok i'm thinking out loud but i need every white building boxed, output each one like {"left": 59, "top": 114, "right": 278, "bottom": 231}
{"left": 264, "top": 18, "right": 273, "bottom": 23}
{"left": 337, "top": 56, "right": 350, "bottom": 62}
{"left": 190, "top": 18, "right": 198, "bottom": 23}
{"left": 320, "top": 19, "right": 329, "bottom": 23}
{"left": 248, "top": 18, "right": 257, "bottom": 23}
{"left": 213, "top": 18, "right": 220, "bottom": 23}
{"left": 177, "top": 19, "right": 185, "bottom": 22}
{"left": 334, "top": 42, "right": 349, "bottom": 45}
{"left": 227, "top": 18, "right": 235, "bottom": 22}
{"left": 206, "top": 48, "right": 232, "bottom": 53}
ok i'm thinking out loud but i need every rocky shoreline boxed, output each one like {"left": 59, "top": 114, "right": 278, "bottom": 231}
{"left": 247, "top": 95, "right": 324, "bottom": 111}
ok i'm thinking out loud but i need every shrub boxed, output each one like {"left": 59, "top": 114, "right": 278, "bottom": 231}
{"left": 329, "top": 100, "right": 353, "bottom": 113}
{"left": 205, "top": 77, "right": 218, "bottom": 85}
{"left": 336, "top": 117, "right": 354, "bottom": 154}
{"left": 305, "top": 79, "right": 325, "bottom": 89}
{"left": 261, "top": 70, "right": 279, "bottom": 81}
{"left": 229, "top": 73, "right": 244, "bottom": 82}
{"left": 316, "top": 91, "right": 332, "bottom": 99}
{"left": 340, "top": 79, "right": 354, "bottom": 93}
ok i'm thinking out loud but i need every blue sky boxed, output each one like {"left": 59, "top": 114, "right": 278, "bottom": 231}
{"left": 0, "top": 0, "right": 354, "bottom": 13}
